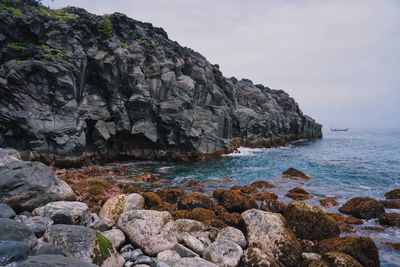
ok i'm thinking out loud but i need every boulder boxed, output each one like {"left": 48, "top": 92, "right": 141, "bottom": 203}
{"left": 182, "top": 233, "right": 205, "bottom": 255}
{"left": 99, "top": 193, "right": 145, "bottom": 225}
{"left": 317, "top": 236, "right": 379, "bottom": 267}
{"left": 339, "top": 197, "right": 385, "bottom": 219}
{"left": 0, "top": 148, "right": 21, "bottom": 166}
{"left": 174, "top": 257, "right": 218, "bottom": 267}
{"left": 0, "top": 240, "right": 29, "bottom": 266}
{"left": 319, "top": 197, "right": 339, "bottom": 207}
{"left": 285, "top": 187, "right": 311, "bottom": 200}
{"left": 142, "top": 192, "right": 162, "bottom": 208}
{"left": 260, "top": 200, "right": 287, "bottom": 214}
{"left": 43, "top": 224, "right": 115, "bottom": 265}
{"left": 217, "top": 190, "right": 257, "bottom": 213}
{"left": 15, "top": 255, "right": 99, "bottom": 267}
{"left": 178, "top": 192, "right": 214, "bottom": 210}
{"left": 173, "top": 243, "right": 199, "bottom": 258}
{"left": 157, "top": 250, "right": 181, "bottom": 266}
{"left": 322, "top": 252, "right": 363, "bottom": 267}
{"left": 33, "top": 201, "right": 90, "bottom": 225}
{"left": 250, "top": 180, "right": 275, "bottom": 188}
{"left": 0, "top": 218, "right": 37, "bottom": 249}
{"left": 157, "top": 187, "right": 185, "bottom": 204}
{"left": 381, "top": 199, "right": 400, "bottom": 209}
{"left": 385, "top": 188, "right": 400, "bottom": 199}
{"left": 203, "top": 238, "right": 243, "bottom": 267}
{"left": 284, "top": 202, "right": 340, "bottom": 240}
{"left": 241, "top": 209, "right": 302, "bottom": 266}
{"left": 216, "top": 226, "right": 247, "bottom": 248}
{"left": 379, "top": 212, "right": 400, "bottom": 227}
{"left": 102, "top": 228, "right": 126, "bottom": 249}
{"left": 282, "top": 167, "right": 311, "bottom": 179}
{"left": 15, "top": 215, "right": 54, "bottom": 238}
{"left": 35, "top": 239, "right": 63, "bottom": 255}
{"left": 251, "top": 192, "right": 278, "bottom": 201}
{"left": 117, "top": 210, "right": 177, "bottom": 255}
{"left": 242, "top": 247, "right": 279, "bottom": 267}
{"left": 0, "top": 203, "right": 16, "bottom": 219}
{"left": 0, "top": 161, "right": 74, "bottom": 211}
{"left": 230, "top": 185, "right": 258, "bottom": 194}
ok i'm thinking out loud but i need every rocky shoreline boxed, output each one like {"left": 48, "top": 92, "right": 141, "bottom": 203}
{"left": 1, "top": 148, "right": 400, "bottom": 267}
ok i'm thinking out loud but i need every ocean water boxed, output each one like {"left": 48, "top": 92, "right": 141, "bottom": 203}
{"left": 127, "top": 128, "right": 400, "bottom": 266}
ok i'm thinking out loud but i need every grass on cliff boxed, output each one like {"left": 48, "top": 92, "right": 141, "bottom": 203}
{"left": 37, "top": 6, "right": 77, "bottom": 21}
{"left": 0, "top": 0, "right": 23, "bottom": 17}
{"left": 99, "top": 15, "right": 113, "bottom": 37}
{"left": 40, "top": 44, "right": 73, "bottom": 60}
{"left": 7, "top": 42, "right": 27, "bottom": 52}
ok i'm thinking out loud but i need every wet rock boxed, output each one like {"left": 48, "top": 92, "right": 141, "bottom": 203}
{"left": 384, "top": 188, "right": 400, "bottom": 199}
{"left": 203, "top": 238, "right": 243, "bottom": 267}
{"left": 319, "top": 197, "right": 339, "bottom": 207}
{"left": 0, "top": 203, "right": 16, "bottom": 219}
{"left": 16, "top": 255, "right": 99, "bottom": 267}
{"left": 321, "top": 252, "right": 363, "bottom": 267}
{"left": 157, "top": 250, "right": 181, "bottom": 266}
{"left": 0, "top": 240, "right": 29, "bottom": 266}
{"left": 241, "top": 209, "right": 302, "bottom": 266}
{"left": 178, "top": 192, "right": 214, "bottom": 210}
{"left": 0, "top": 161, "right": 74, "bottom": 212}
{"left": 242, "top": 247, "right": 279, "bottom": 267}
{"left": 282, "top": 167, "right": 311, "bottom": 179}
{"left": 99, "top": 193, "right": 145, "bottom": 225}
{"left": 250, "top": 180, "right": 275, "bottom": 188}
{"left": 379, "top": 212, "right": 400, "bottom": 227}
{"left": 285, "top": 187, "right": 311, "bottom": 200}
{"left": 230, "top": 185, "right": 258, "bottom": 194}
{"left": 339, "top": 197, "right": 385, "bottom": 219}
{"left": 216, "top": 226, "right": 247, "bottom": 248}
{"left": 173, "top": 243, "right": 199, "bottom": 258}
{"left": 217, "top": 190, "right": 257, "bottom": 213}
{"left": 260, "top": 200, "right": 287, "bottom": 214}
{"left": 284, "top": 202, "right": 340, "bottom": 240}
{"left": 157, "top": 187, "right": 185, "bottom": 204}
{"left": 43, "top": 224, "right": 114, "bottom": 265}
{"left": 187, "top": 179, "right": 205, "bottom": 187}
{"left": 327, "top": 213, "right": 363, "bottom": 233}
{"left": 381, "top": 199, "right": 400, "bottom": 209}
{"left": 143, "top": 192, "right": 163, "bottom": 208}
{"left": 213, "top": 205, "right": 241, "bottom": 227}
{"left": 361, "top": 226, "right": 385, "bottom": 232}
{"left": 385, "top": 242, "right": 400, "bottom": 251}
{"left": 117, "top": 210, "right": 177, "bottom": 256}
{"left": 32, "top": 201, "right": 91, "bottom": 225}
{"left": 15, "top": 215, "right": 54, "bottom": 238}
{"left": 174, "top": 257, "right": 218, "bottom": 267}
{"left": 251, "top": 192, "right": 278, "bottom": 201}
{"left": 0, "top": 218, "right": 37, "bottom": 249}
{"left": 102, "top": 228, "right": 126, "bottom": 249}
{"left": 182, "top": 233, "right": 205, "bottom": 255}
{"left": 317, "top": 236, "right": 379, "bottom": 267}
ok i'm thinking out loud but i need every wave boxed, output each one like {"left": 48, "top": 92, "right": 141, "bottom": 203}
{"left": 224, "top": 146, "right": 265, "bottom": 157}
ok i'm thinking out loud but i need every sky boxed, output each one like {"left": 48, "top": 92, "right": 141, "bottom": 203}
{"left": 43, "top": 0, "right": 400, "bottom": 128}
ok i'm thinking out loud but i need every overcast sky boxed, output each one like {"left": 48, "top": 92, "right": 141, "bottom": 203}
{"left": 43, "top": 0, "right": 400, "bottom": 128}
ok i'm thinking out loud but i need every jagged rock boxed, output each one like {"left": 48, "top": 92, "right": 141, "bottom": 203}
{"left": 32, "top": 201, "right": 91, "bottom": 225}
{"left": 0, "top": 240, "right": 29, "bottom": 266}
{"left": 216, "top": 226, "right": 247, "bottom": 248}
{"left": 0, "top": 161, "right": 74, "bottom": 211}
{"left": 102, "top": 228, "right": 126, "bottom": 249}
{"left": 0, "top": 203, "right": 16, "bottom": 219}
{"left": 0, "top": 148, "right": 20, "bottom": 166}
{"left": 242, "top": 247, "right": 279, "bottom": 267}
{"left": 379, "top": 212, "right": 400, "bottom": 228}
{"left": 15, "top": 215, "right": 54, "bottom": 238}
{"left": 157, "top": 250, "right": 181, "bottom": 266}
{"left": 317, "top": 236, "right": 379, "bottom": 267}
{"left": 174, "top": 257, "right": 218, "bottom": 267}
{"left": 241, "top": 209, "right": 302, "bottom": 267}
{"left": 0, "top": 218, "right": 37, "bottom": 249}
{"left": 339, "top": 197, "right": 385, "bottom": 219}
{"left": 99, "top": 193, "right": 145, "bottom": 225}
{"left": 0, "top": 1, "right": 321, "bottom": 167}
{"left": 284, "top": 202, "right": 340, "bottom": 241}
{"left": 117, "top": 210, "right": 177, "bottom": 256}
{"left": 282, "top": 167, "right": 311, "bottom": 179}
{"left": 385, "top": 188, "right": 400, "bottom": 199}
{"left": 15, "top": 255, "right": 99, "bottom": 267}
{"left": 43, "top": 224, "right": 115, "bottom": 265}
{"left": 203, "top": 238, "right": 243, "bottom": 267}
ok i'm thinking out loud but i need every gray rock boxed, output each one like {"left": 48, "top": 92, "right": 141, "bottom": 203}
{"left": 0, "top": 240, "right": 29, "bottom": 266}
{"left": 150, "top": 258, "right": 170, "bottom": 267}
{"left": 0, "top": 203, "right": 16, "bottom": 219}
{"left": 43, "top": 224, "right": 114, "bottom": 265}
{"left": 134, "top": 255, "right": 152, "bottom": 265}
{"left": 15, "top": 255, "right": 98, "bottom": 267}
{"left": 203, "top": 239, "right": 243, "bottom": 267}
{"left": 0, "top": 161, "right": 74, "bottom": 212}
{"left": 35, "top": 239, "right": 63, "bottom": 256}
{"left": 216, "top": 226, "right": 247, "bottom": 248}
{"left": 181, "top": 233, "right": 205, "bottom": 255}
{"left": 0, "top": 218, "right": 37, "bottom": 249}
{"left": 174, "top": 257, "right": 218, "bottom": 267}
{"left": 157, "top": 250, "right": 181, "bottom": 266}
{"left": 15, "top": 215, "right": 54, "bottom": 238}
{"left": 99, "top": 193, "right": 145, "bottom": 225}
{"left": 120, "top": 244, "right": 135, "bottom": 253}
{"left": 102, "top": 228, "right": 126, "bottom": 249}
{"left": 241, "top": 209, "right": 302, "bottom": 267}
{"left": 122, "top": 249, "right": 143, "bottom": 261}
{"left": 169, "top": 219, "right": 211, "bottom": 243}
{"left": 0, "top": 148, "right": 20, "bottom": 166}
{"left": 117, "top": 210, "right": 177, "bottom": 256}
{"left": 242, "top": 247, "right": 279, "bottom": 267}
{"left": 33, "top": 201, "right": 90, "bottom": 225}
{"left": 173, "top": 244, "right": 198, "bottom": 258}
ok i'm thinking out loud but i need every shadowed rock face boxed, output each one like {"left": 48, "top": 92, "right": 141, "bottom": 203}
{"left": 0, "top": 1, "right": 322, "bottom": 166}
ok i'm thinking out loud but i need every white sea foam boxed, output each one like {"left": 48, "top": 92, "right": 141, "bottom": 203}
{"left": 224, "top": 146, "right": 264, "bottom": 157}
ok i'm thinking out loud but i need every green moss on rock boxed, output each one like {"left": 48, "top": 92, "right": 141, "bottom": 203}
{"left": 93, "top": 231, "right": 113, "bottom": 265}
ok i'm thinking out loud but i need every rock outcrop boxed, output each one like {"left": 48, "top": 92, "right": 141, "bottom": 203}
{"left": 0, "top": 1, "right": 322, "bottom": 166}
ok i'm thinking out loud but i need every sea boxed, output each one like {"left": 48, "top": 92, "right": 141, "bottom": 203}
{"left": 125, "top": 128, "right": 400, "bottom": 266}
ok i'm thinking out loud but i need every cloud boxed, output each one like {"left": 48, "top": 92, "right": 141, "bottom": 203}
{"left": 43, "top": 0, "right": 400, "bottom": 127}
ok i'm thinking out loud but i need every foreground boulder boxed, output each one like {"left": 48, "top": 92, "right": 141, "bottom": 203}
{"left": 339, "top": 197, "right": 385, "bottom": 219}
{"left": 174, "top": 257, "right": 218, "bottom": 267}
{"left": 33, "top": 201, "right": 91, "bottom": 225}
{"left": 43, "top": 224, "right": 116, "bottom": 265}
{"left": 216, "top": 226, "right": 247, "bottom": 248}
{"left": 99, "top": 193, "right": 144, "bottom": 225}
{"left": 317, "top": 236, "right": 379, "bottom": 267}
{"left": 284, "top": 202, "right": 340, "bottom": 240}
{"left": 203, "top": 239, "right": 243, "bottom": 267}
{"left": 0, "top": 218, "right": 37, "bottom": 249}
{"left": 242, "top": 247, "right": 279, "bottom": 267}
{"left": 321, "top": 252, "right": 363, "bottom": 267}
{"left": 15, "top": 255, "right": 98, "bottom": 267}
{"left": 0, "top": 240, "right": 29, "bottom": 266}
{"left": 241, "top": 209, "right": 302, "bottom": 266}
{"left": 117, "top": 210, "right": 177, "bottom": 255}
{"left": 0, "top": 161, "right": 74, "bottom": 211}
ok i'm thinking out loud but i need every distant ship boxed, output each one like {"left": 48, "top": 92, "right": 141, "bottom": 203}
{"left": 330, "top": 128, "right": 349, "bottom": 132}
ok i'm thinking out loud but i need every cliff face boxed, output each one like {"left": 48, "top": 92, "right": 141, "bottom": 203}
{"left": 0, "top": 1, "right": 322, "bottom": 166}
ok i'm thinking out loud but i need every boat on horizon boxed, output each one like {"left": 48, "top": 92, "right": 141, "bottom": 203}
{"left": 330, "top": 128, "right": 349, "bottom": 132}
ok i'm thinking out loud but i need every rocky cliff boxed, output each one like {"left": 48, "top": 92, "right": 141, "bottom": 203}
{"left": 0, "top": 0, "right": 322, "bottom": 166}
